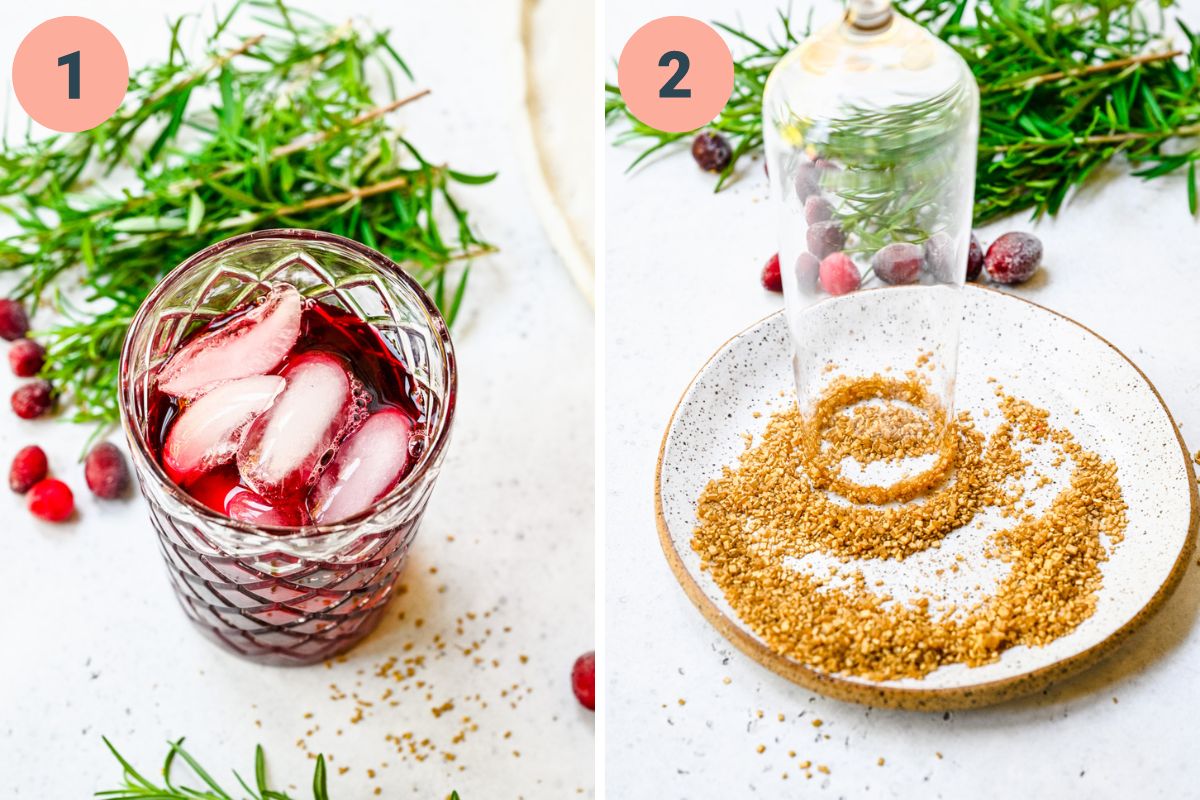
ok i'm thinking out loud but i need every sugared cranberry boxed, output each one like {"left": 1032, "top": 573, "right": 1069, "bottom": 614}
{"left": 820, "top": 253, "right": 861, "bottom": 296}
{"left": 8, "top": 339, "right": 45, "bottom": 377}
{"left": 85, "top": 442, "right": 129, "bottom": 500}
{"left": 9, "top": 445, "right": 48, "bottom": 493}
{"left": 692, "top": 132, "right": 732, "bottom": 173}
{"left": 28, "top": 478, "right": 74, "bottom": 522}
{"left": 572, "top": 651, "right": 595, "bottom": 711}
{"left": 804, "top": 195, "right": 832, "bottom": 224}
{"left": 12, "top": 380, "right": 53, "bottom": 419}
{"left": 967, "top": 233, "right": 984, "bottom": 281}
{"left": 795, "top": 252, "right": 821, "bottom": 290}
{"left": 985, "top": 232, "right": 1041, "bottom": 284}
{"left": 873, "top": 243, "right": 923, "bottom": 285}
{"left": 0, "top": 299, "right": 29, "bottom": 341}
{"left": 761, "top": 254, "right": 782, "bottom": 293}
{"left": 806, "top": 220, "right": 845, "bottom": 259}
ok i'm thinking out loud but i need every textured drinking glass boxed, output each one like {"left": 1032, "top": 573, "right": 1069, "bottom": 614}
{"left": 119, "top": 229, "right": 456, "bottom": 666}
{"left": 763, "top": 0, "right": 979, "bottom": 491}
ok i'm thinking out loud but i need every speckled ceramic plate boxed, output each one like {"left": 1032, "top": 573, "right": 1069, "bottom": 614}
{"left": 656, "top": 285, "right": 1197, "bottom": 710}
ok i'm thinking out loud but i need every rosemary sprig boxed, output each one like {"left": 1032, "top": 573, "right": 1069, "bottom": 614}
{"left": 0, "top": 0, "right": 496, "bottom": 429}
{"left": 605, "top": 8, "right": 810, "bottom": 191}
{"left": 605, "top": 0, "right": 1200, "bottom": 221}
{"left": 96, "top": 737, "right": 331, "bottom": 800}
{"left": 97, "top": 737, "right": 464, "bottom": 800}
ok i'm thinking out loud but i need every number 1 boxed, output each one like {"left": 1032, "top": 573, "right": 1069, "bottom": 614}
{"left": 58, "top": 51, "right": 81, "bottom": 100}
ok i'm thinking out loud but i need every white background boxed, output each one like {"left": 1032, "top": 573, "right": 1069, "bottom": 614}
{"left": 0, "top": 1, "right": 595, "bottom": 797}
{"left": 606, "top": 1, "right": 1200, "bottom": 798}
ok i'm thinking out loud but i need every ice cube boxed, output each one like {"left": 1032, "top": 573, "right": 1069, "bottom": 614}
{"left": 237, "top": 351, "right": 355, "bottom": 500}
{"left": 309, "top": 408, "right": 414, "bottom": 524}
{"left": 163, "top": 375, "right": 285, "bottom": 485}
{"left": 158, "top": 284, "right": 303, "bottom": 398}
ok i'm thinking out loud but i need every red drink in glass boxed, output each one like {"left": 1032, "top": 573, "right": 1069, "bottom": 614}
{"left": 119, "top": 230, "right": 456, "bottom": 665}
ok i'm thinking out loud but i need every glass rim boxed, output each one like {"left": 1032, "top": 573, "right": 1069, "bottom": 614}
{"left": 117, "top": 227, "right": 457, "bottom": 541}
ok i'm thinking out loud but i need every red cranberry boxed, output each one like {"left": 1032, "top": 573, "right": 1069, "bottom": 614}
{"left": 873, "top": 243, "right": 923, "bottom": 285}
{"left": 85, "top": 442, "right": 130, "bottom": 500}
{"left": 806, "top": 221, "right": 845, "bottom": 259}
{"left": 804, "top": 195, "right": 832, "bottom": 224}
{"left": 761, "top": 254, "right": 782, "bottom": 293}
{"left": 9, "top": 445, "right": 48, "bottom": 493}
{"left": 572, "top": 651, "right": 595, "bottom": 711}
{"left": 967, "top": 233, "right": 984, "bottom": 281}
{"left": 12, "top": 380, "right": 53, "bottom": 419}
{"left": 28, "top": 478, "right": 74, "bottom": 522}
{"left": 985, "top": 232, "right": 1042, "bottom": 284}
{"left": 819, "top": 253, "right": 861, "bottom": 296}
{"left": 692, "top": 132, "right": 732, "bottom": 172}
{"left": 0, "top": 299, "right": 29, "bottom": 341}
{"left": 8, "top": 339, "right": 44, "bottom": 377}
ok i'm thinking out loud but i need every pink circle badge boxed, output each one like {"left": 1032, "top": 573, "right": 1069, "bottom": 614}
{"left": 12, "top": 16, "right": 129, "bottom": 133}
{"left": 617, "top": 16, "right": 734, "bottom": 134}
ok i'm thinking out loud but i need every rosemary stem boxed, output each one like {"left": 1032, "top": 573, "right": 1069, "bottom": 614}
{"left": 165, "top": 88, "right": 434, "bottom": 192}
{"left": 982, "top": 122, "right": 1200, "bottom": 151}
{"left": 263, "top": 174, "right": 412, "bottom": 214}
{"left": 143, "top": 34, "right": 265, "bottom": 109}
{"left": 987, "top": 49, "right": 1184, "bottom": 92}
{"left": 269, "top": 89, "right": 432, "bottom": 160}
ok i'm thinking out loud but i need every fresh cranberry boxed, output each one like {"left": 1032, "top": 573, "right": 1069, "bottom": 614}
{"left": 873, "top": 243, "right": 923, "bottom": 285}
{"left": 28, "top": 478, "right": 74, "bottom": 522}
{"left": 9, "top": 445, "right": 48, "bottom": 493}
{"left": 806, "top": 221, "right": 845, "bottom": 259}
{"left": 985, "top": 232, "right": 1042, "bottom": 284}
{"left": 12, "top": 380, "right": 53, "bottom": 419}
{"left": 85, "top": 442, "right": 130, "bottom": 500}
{"left": 572, "top": 651, "right": 595, "bottom": 711}
{"left": 967, "top": 233, "right": 984, "bottom": 281}
{"left": 820, "top": 253, "right": 861, "bottom": 296}
{"left": 0, "top": 299, "right": 29, "bottom": 341}
{"left": 692, "top": 132, "right": 732, "bottom": 172}
{"left": 8, "top": 339, "right": 45, "bottom": 377}
{"left": 804, "top": 195, "right": 832, "bottom": 224}
{"left": 761, "top": 254, "right": 783, "bottom": 293}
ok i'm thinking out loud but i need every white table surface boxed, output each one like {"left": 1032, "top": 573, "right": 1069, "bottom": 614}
{"left": 605, "top": 2, "right": 1200, "bottom": 797}
{"left": 0, "top": 1, "right": 595, "bottom": 797}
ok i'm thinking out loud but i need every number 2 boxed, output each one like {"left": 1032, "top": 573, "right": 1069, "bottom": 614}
{"left": 658, "top": 51, "right": 691, "bottom": 99}
{"left": 58, "top": 50, "right": 81, "bottom": 100}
